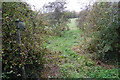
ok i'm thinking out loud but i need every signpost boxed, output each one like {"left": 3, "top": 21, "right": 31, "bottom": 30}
{"left": 15, "top": 19, "right": 26, "bottom": 79}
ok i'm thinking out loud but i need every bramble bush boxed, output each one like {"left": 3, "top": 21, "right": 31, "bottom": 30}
{"left": 2, "top": 2, "right": 49, "bottom": 79}
{"left": 77, "top": 2, "right": 120, "bottom": 60}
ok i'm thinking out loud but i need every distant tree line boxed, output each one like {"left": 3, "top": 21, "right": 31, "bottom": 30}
{"left": 65, "top": 11, "right": 80, "bottom": 18}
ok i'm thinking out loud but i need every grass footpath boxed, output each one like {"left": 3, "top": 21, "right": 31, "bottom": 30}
{"left": 42, "top": 18, "right": 118, "bottom": 78}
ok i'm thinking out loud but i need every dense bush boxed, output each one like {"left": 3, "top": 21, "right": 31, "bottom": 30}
{"left": 77, "top": 2, "right": 120, "bottom": 59}
{"left": 2, "top": 2, "right": 49, "bottom": 79}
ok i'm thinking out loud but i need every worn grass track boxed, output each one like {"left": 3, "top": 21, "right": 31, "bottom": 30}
{"left": 42, "top": 18, "right": 118, "bottom": 78}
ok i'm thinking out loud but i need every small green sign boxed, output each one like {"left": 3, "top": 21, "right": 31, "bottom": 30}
{"left": 18, "top": 22, "right": 25, "bottom": 29}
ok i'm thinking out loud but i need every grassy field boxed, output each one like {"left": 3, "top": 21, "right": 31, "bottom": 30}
{"left": 43, "top": 18, "right": 118, "bottom": 78}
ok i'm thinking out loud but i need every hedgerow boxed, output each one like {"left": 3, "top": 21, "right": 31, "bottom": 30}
{"left": 2, "top": 2, "right": 49, "bottom": 79}
{"left": 77, "top": 2, "right": 120, "bottom": 59}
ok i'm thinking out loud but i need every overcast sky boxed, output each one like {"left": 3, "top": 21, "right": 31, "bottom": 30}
{"left": 26, "top": 0, "right": 95, "bottom": 12}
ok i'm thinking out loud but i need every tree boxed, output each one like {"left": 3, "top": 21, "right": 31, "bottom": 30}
{"left": 43, "top": 0, "right": 67, "bottom": 25}
{"left": 43, "top": 0, "right": 69, "bottom": 36}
